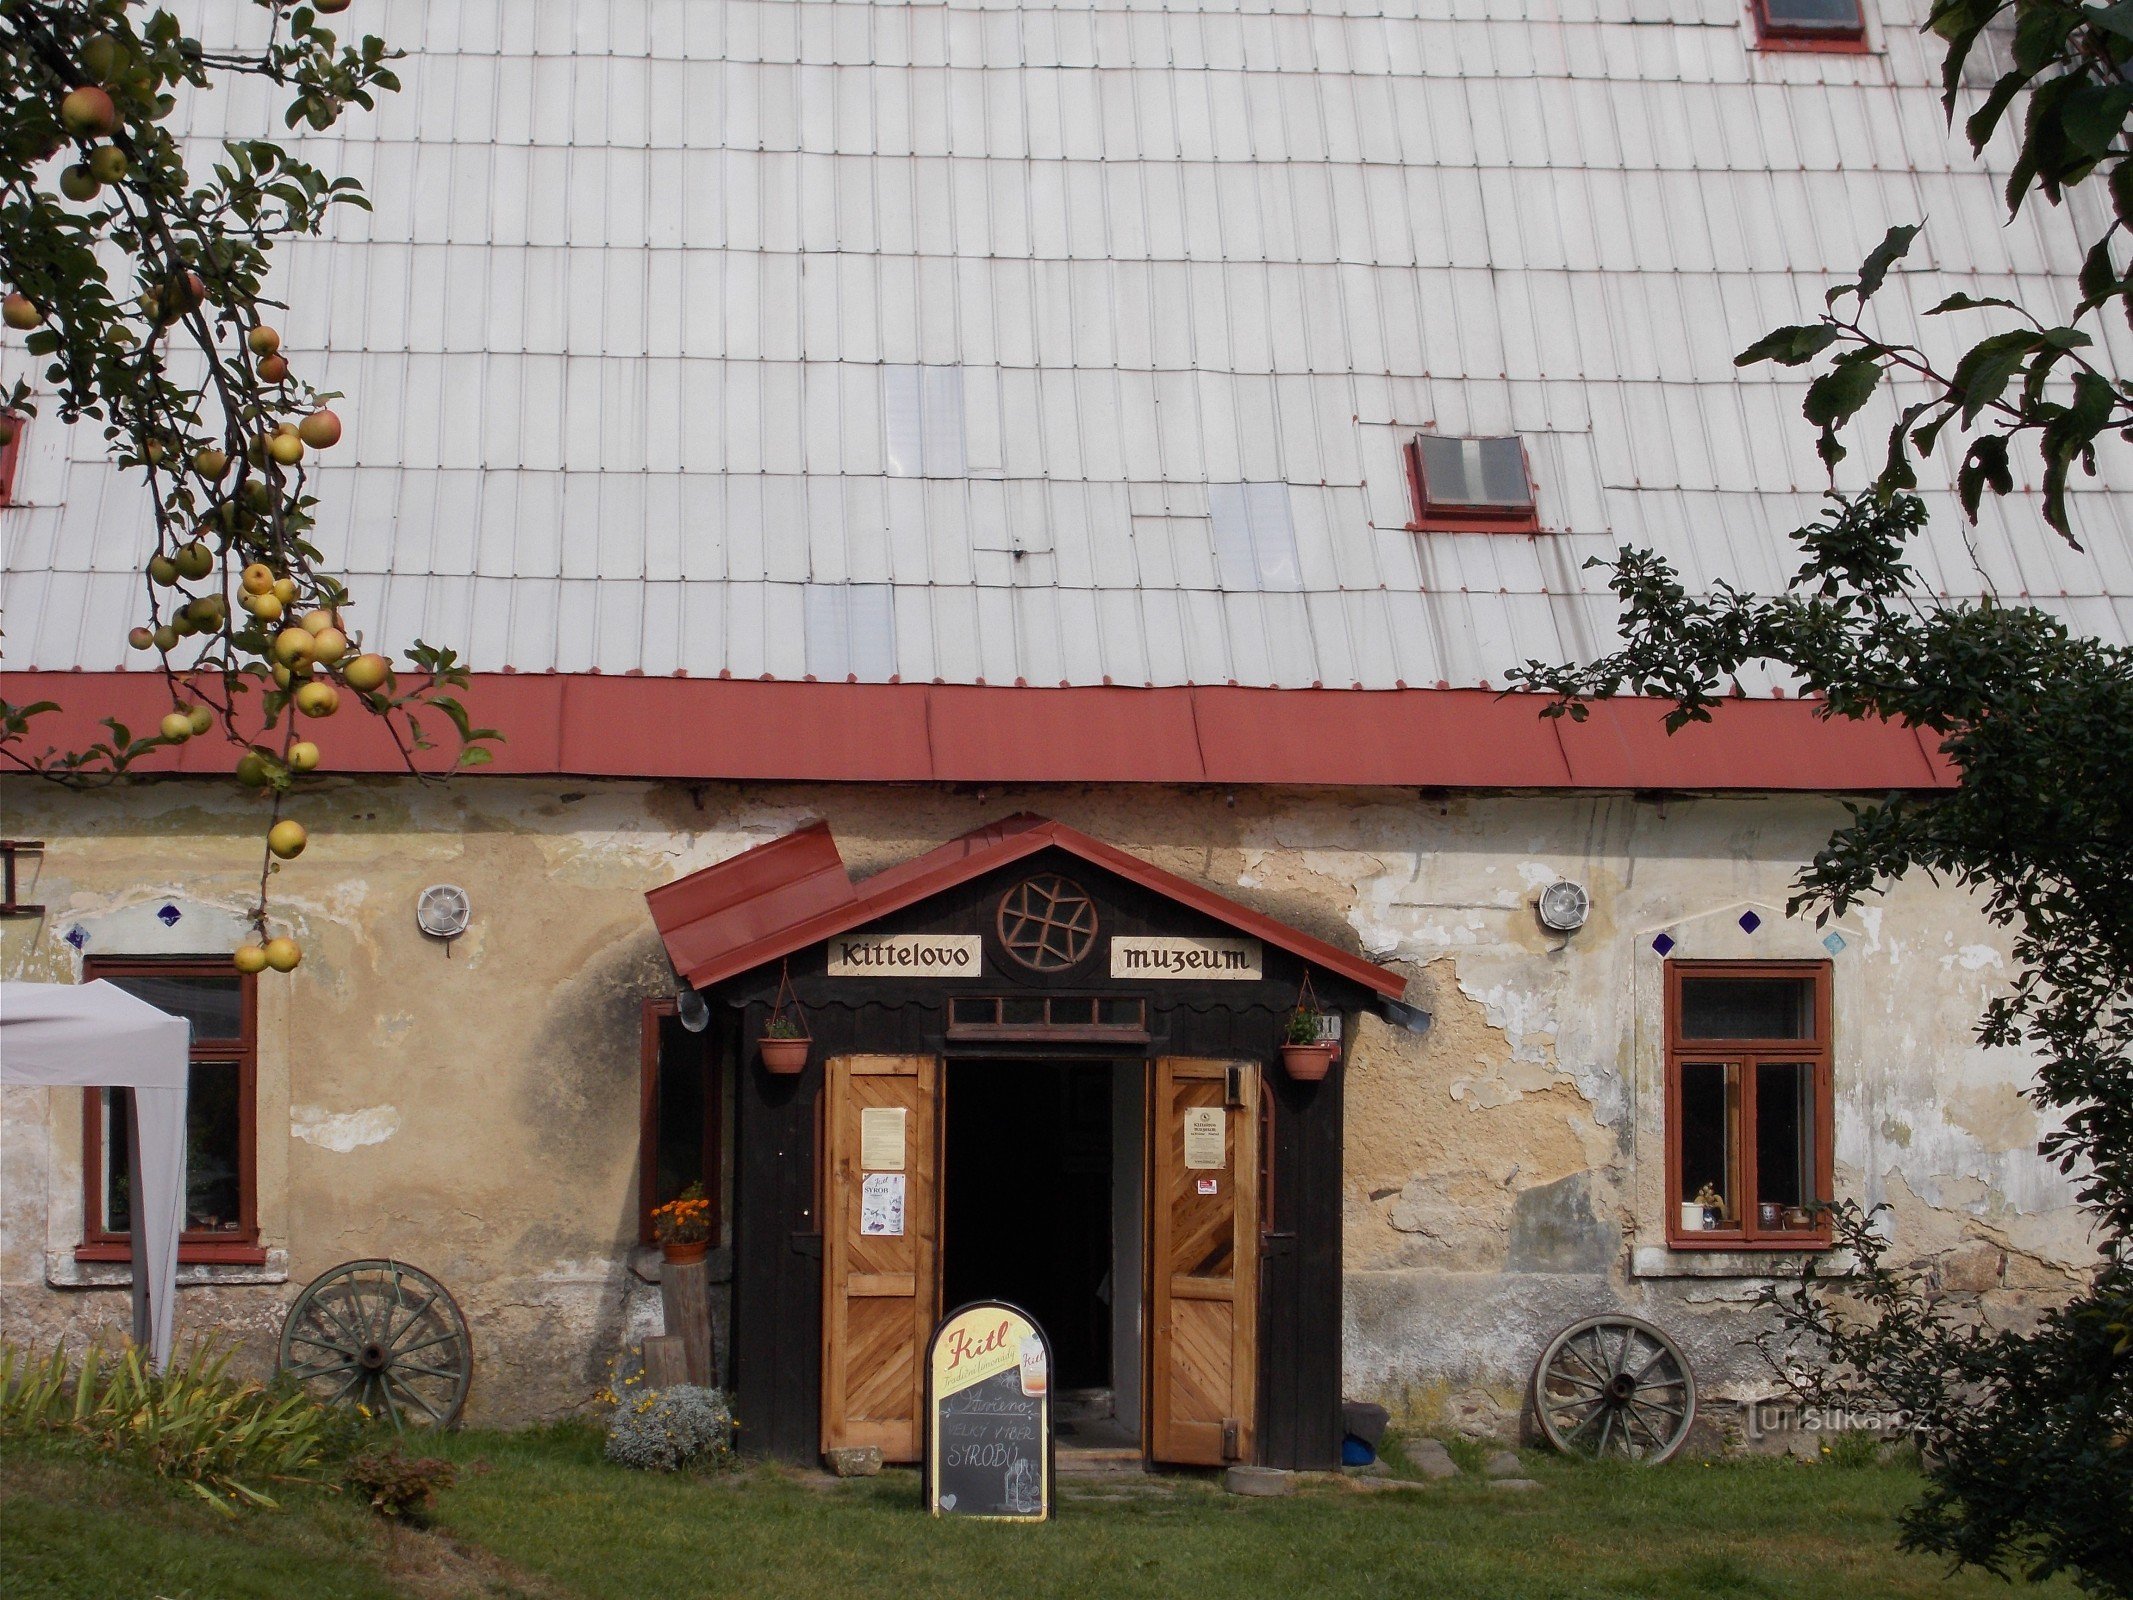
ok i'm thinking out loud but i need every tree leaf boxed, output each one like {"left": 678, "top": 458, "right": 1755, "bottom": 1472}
{"left": 1737, "top": 323, "right": 1842, "bottom": 368}
{"left": 1833, "top": 224, "right": 1922, "bottom": 306}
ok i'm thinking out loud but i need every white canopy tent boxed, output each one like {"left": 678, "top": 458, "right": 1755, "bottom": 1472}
{"left": 0, "top": 981, "right": 189, "bottom": 1370}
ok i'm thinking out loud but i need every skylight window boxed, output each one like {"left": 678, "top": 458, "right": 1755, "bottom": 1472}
{"left": 1407, "top": 435, "right": 1539, "bottom": 532}
{"left": 1208, "top": 483, "right": 1301, "bottom": 590}
{"left": 1754, "top": 0, "right": 1866, "bottom": 43}
{"left": 803, "top": 584, "right": 897, "bottom": 681}
{"left": 882, "top": 366, "right": 966, "bottom": 479}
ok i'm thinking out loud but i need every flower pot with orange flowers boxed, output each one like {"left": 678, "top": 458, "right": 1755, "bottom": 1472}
{"left": 652, "top": 1182, "right": 713, "bottom": 1264}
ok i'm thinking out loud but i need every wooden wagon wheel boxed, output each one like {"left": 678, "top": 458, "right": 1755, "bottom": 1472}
{"left": 1531, "top": 1314, "right": 1696, "bottom": 1464}
{"left": 277, "top": 1258, "right": 471, "bottom": 1430}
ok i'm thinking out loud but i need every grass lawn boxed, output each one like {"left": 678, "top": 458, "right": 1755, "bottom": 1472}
{"left": 0, "top": 1424, "right": 2076, "bottom": 1600}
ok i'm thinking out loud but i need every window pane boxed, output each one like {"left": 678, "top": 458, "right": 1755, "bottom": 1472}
{"left": 1678, "top": 1061, "right": 1740, "bottom": 1229}
{"left": 1418, "top": 435, "right": 1468, "bottom": 503}
{"left": 1477, "top": 437, "right": 1530, "bottom": 505}
{"left": 98, "top": 973, "right": 243, "bottom": 1042}
{"left": 101, "top": 1062, "right": 243, "bottom": 1235}
{"left": 1764, "top": 0, "right": 1861, "bottom": 26}
{"left": 1678, "top": 975, "right": 1814, "bottom": 1040}
{"left": 185, "top": 1065, "right": 244, "bottom": 1231}
{"left": 654, "top": 1018, "right": 708, "bottom": 1212}
{"left": 1756, "top": 1063, "right": 1818, "bottom": 1220}
{"left": 102, "top": 1086, "right": 132, "bottom": 1233}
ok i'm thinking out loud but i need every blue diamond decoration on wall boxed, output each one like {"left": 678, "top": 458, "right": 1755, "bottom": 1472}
{"left": 1652, "top": 933, "right": 1676, "bottom": 956}
{"left": 1738, "top": 910, "right": 1762, "bottom": 934}
{"left": 64, "top": 925, "right": 87, "bottom": 950}
{"left": 156, "top": 903, "right": 182, "bottom": 927}
{"left": 1823, "top": 932, "right": 1848, "bottom": 955}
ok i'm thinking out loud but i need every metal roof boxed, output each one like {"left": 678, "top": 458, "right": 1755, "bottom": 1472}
{"left": 6, "top": 0, "right": 2132, "bottom": 690}
{"left": 647, "top": 810, "right": 1411, "bottom": 995}
{"left": 0, "top": 669, "right": 1954, "bottom": 791}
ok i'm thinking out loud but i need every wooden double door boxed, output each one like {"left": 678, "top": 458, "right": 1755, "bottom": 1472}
{"left": 820, "top": 1055, "right": 1260, "bottom": 1466}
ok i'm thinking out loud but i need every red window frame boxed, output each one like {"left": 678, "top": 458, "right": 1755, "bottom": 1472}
{"left": 638, "top": 998, "right": 724, "bottom": 1246}
{"left": 79, "top": 956, "right": 263, "bottom": 1266}
{"left": 0, "top": 413, "right": 23, "bottom": 507}
{"left": 1750, "top": 0, "right": 1869, "bottom": 51}
{"left": 1404, "top": 435, "right": 1542, "bottom": 534}
{"left": 1664, "top": 959, "right": 1834, "bottom": 1251}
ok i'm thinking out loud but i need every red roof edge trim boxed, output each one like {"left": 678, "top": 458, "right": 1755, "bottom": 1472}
{"left": 0, "top": 672, "right": 1959, "bottom": 793}
{"left": 647, "top": 813, "right": 1407, "bottom": 999}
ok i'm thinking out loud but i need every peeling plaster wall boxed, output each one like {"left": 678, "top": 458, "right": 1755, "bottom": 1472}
{"left": 0, "top": 778, "right": 2090, "bottom": 1434}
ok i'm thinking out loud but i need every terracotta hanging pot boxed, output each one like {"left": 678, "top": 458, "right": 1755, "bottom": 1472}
{"left": 759, "top": 960, "right": 810, "bottom": 1075}
{"left": 759, "top": 1035, "right": 810, "bottom": 1075}
{"left": 661, "top": 1239, "right": 709, "bottom": 1266}
{"left": 1280, "top": 1041, "right": 1337, "bottom": 1082}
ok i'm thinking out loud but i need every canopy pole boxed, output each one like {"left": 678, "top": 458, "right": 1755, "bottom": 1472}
{"left": 124, "top": 1089, "right": 153, "bottom": 1365}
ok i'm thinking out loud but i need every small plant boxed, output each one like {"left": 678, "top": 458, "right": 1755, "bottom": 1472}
{"left": 0, "top": 1338, "right": 332, "bottom": 1513}
{"left": 344, "top": 1443, "right": 457, "bottom": 1524}
{"left": 1283, "top": 1005, "right": 1323, "bottom": 1046}
{"left": 651, "top": 1182, "right": 712, "bottom": 1247}
{"left": 764, "top": 1014, "right": 805, "bottom": 1040}
{"left": 604, "top": 1383, "right": 736, "bottom": 1473}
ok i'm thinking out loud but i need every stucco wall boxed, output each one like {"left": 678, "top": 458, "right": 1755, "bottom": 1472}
{"left": 0, "top": 777, "right": 2088, "bottom": 1435}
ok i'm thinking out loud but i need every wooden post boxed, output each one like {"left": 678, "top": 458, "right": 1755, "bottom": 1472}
{"left": 642, "top": 1334, "right": 691, "bottom": 1390}
{"left": 660, "top": 1255, "right": 715, "bottom": 1386}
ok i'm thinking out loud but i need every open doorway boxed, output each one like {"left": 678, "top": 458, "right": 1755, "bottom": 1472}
{"left": 942, "top": 1059, "right": 1143, "bottom": 1450}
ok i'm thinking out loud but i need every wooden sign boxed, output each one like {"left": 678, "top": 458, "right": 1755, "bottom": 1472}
{"left": 1110, "top": 935, "right": 1262, "bottom": 979}
{"left": 924, "top": 1301, "right": 1054, "bottom": 1522}
{"left": 828, "top": 933, "right": 983, "bottom": 976}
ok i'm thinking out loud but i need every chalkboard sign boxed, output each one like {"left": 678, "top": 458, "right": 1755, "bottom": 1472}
{"left": 924, "top": 1301, "right": 1054, "bottom": 1521}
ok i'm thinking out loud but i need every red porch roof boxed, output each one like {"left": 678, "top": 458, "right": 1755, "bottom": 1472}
{"left": 646, "top": 813, "right": 1410, "bottom": 998}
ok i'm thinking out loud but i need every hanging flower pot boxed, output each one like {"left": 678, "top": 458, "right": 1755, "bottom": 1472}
{"left": 759, "top": 962, "right": 811, "bottom": 1075}
{"left": 1280, "top": 1040, "right": 1338, "bottom": 1081}
{"left": 1279, "top": 970, "right": 1337, "bottom": 1081}
{"left": 759, "top": 1023, "right": 810, "bottom": 1075}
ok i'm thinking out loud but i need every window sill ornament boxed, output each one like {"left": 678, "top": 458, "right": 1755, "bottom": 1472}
{"left": 759, "top": 959, "right": 811, "bottom": 1075}
{"left": 1279, "top": 970, "right": 1338, "bottom": 1082}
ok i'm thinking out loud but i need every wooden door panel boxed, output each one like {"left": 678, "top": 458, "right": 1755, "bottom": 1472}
{"left": 1149, "top": 1058, "right": 1258, "bottom": 1466}
{"left": 821, "top": 1055, "right": 937, "bottom": 1462}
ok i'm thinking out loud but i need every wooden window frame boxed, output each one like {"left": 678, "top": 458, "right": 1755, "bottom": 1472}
{"left": 1404, "top": 435, "right": 1542, "bottom": 534}
{"left": 637, "top": 998, "right": 724, "bottom": 1246}
{"left": 945, "top": 992, "right": 1151, "bottom": 1044}
{"left": 1750, "top": 0, "right": 1869, "bottom": 51}
{"left": 78, "top": 956, "right": 263, "bottom": 1266}
{"left": 1664, "top": 959, "right": 1834, "bottom": 1251}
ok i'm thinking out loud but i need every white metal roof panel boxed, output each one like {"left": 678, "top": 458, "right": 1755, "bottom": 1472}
{"left": 7, "top": 0, "right": 2132, "bottom": 691}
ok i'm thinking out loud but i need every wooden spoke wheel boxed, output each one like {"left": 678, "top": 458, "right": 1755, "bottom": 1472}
{"left": 277, "top": 1259, "right": 471, "bottom": 1431}
{"left": 1531, "top": 1314, "right": 1696, "bottom": 1464}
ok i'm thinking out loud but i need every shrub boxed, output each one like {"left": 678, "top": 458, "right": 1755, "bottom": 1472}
{"left": 604, "top": 1383, "right": 735, "bottom": 1472}
{"left": 0, "top": 1339, "right": 331, "bottom": 1512}
{"left": 344, "top": 1444, "right": 457, "bottom": 1524}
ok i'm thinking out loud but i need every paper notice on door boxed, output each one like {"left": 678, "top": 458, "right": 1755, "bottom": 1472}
{"left": 861, "top": 1171, "right": 906, "bottom": 1236}
{"left": 1183, "top": 1107, "right": 1226, "bottom": 1170}
{"left": 860, "top": 1106, "right": 907, "bottom": 1171}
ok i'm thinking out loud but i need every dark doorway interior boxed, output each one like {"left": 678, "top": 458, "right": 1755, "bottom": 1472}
{"left": 942, "top": 1060, "right": 1115, "bottom": 1391}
